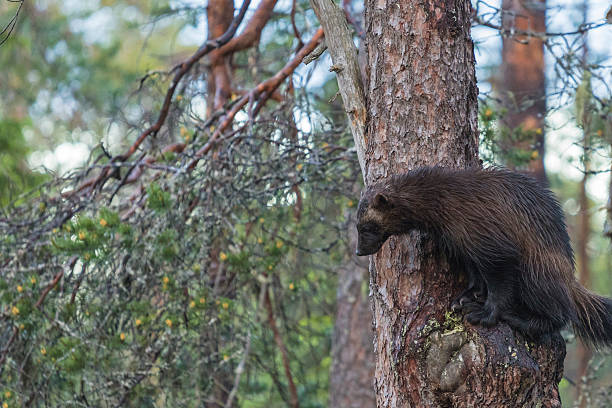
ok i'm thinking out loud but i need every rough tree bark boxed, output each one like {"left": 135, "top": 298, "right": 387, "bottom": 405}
{"left": 500, "top": 0, "right": 547, "bottom": 182}
{"left": 363, "top": 0, "right": 566, "bottom": 406}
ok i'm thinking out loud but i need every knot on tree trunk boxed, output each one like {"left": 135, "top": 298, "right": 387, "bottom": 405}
{"left": 419, "top": 318, "right": 566, "bottom": 407}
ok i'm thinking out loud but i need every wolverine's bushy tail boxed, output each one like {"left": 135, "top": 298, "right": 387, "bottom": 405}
{"left": 571, "top": 284, "right": 612, "bottom": 349}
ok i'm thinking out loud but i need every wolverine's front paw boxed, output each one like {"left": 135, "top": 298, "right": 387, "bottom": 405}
{"left": 465, "top": 304, "right": 500, "bottom": 327}
{"left": 451, "top": 288, "right": 485, "bottom": 312}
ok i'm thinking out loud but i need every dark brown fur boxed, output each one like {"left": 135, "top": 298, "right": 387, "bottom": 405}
{"left": 356, "top": 166, "right": 612, "bottom": 348}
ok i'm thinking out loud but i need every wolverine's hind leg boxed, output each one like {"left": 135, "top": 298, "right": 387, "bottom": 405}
{"left": 501, "top": 312, "right": 567, "bottom": 342}
{"left": 464, "top": 257, "right": 518, "bottom": 328}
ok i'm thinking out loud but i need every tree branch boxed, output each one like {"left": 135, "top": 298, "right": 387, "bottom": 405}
{"left": 124, "top": 0, "right": 252, "bottom": 160}
{"left": 219, "top": 0, "right": 279, "bottom": 54}
{"left": 69, "top": 0, "right": 252, "bottom": 197}
{"left": 473, "top": 15, "right": 607, "bottom": 40}
{"left": 264, "top": 290, "right": 299, "bottom": 408}
{"left": 186, "top": 28, "right": 324, "bottom": 170}
{"left": 309, "top": 0, "right": 367, "bottom": 180}
{"left": 35, "top": 256, "right": 77, "bottom": 308}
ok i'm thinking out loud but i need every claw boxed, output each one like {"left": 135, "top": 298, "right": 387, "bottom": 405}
{"left": 465, "top": 305, "right": 500, "bottom": 327}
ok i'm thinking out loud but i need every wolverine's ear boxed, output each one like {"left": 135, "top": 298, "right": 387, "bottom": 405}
{"left": 372, "top": 192, "right": 392, "bottom": 209}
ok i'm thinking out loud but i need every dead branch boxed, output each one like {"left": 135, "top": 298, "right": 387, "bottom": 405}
{"left": 342, "top": 0, "right": 364, "bottom": 38}
{"left": 473, "top": 15, "right": 607, "bottom": 40}
{"left": 35, "top": 256, "right": 77, "bottom": 308}
{"left": 264, "top": 289, "right": 299, "bottom": 408}
{"left": 0, "top": 326, "right": 19, "bottom": 370}
{"left": 220, "top": 0, "right": 279, "bottom": 54}
{"left": 291, "top": 0, "right": 304, "bottom": 48}
{"left": 310, "top": 0, "right": 367, "bottom": 178}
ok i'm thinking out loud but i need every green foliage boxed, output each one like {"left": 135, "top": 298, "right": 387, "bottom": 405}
{"left": 478, "top": 104, "right": 541, "bottom": 168}
{"left": 0, "top": 118, "right": 46, "bottom": 206}
{"left": 0, "top": 100, "right": 356, "bottom": 407}
{"left": 147, "top": 183, "right": 172, "bottom": 211}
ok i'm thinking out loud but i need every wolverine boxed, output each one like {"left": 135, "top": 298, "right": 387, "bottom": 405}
{"left": 356, "top": 166, "right": 612, "bottom": 348}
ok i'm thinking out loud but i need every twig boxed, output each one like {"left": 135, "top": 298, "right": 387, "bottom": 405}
{"left": 264, "top": 290, "right": 299, "bottom": 408}
{"left": 291, "top": 0, "right": 304, "bottom": 48}
{"left": 0, "top": 326, "right": 19, "bottom": 370}
{"left": 70, "top": 262, "right": 88, "bottom": 304}
{"left": 342, "top": 0, "right": 364, "bottom": 38}
{"left": 224, "top": 333, "right": 252, "bottom": 408}
{"left": 303, "top": 41, "right": 327, "bottom": 65}
{"left": 0, "top": 0, "right": 24, "bottom": 47}
{"left": 35, "top": 256, "right": 78, "bottom": 308}
{"left": 473, "top": 16, "right": 607, "bottom": 40}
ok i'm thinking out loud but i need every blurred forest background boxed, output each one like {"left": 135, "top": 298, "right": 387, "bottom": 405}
{"left": 0, "top": 0, "right": 611, "bottom": 406}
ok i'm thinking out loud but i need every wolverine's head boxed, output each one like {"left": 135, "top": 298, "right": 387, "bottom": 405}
{"left": 355, "top": 187, "right": 394, "bottom": 256}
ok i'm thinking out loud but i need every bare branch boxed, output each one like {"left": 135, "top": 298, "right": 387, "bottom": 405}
{"left": 220, "top": 0, "right": 279, "bottom": 54}
{"left": 186, "top": 28, "right": 325, "bottom": 170}
{"left": 310, "top": 0, "right": 367, "bottom": 179}
{"left": 264, "top": 290, "right": 299, "bottom": 408}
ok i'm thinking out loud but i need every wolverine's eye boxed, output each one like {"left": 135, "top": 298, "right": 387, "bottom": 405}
{"left": 359, "top": 223, "right": 379, "bottom": 235}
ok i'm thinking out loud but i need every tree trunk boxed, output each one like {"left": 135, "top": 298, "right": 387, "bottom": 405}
{"left": 575, "top": 52, "right": 592, "bottom": 404}
{"left": 329, "top": 211, "right": 376, "bottom": 408}
{"left": 576, "top": 147, "right": 592, "bottom": 407}
{"left": 500, "top": 0, "right": 547, "bottom": 182}
{"left": 364, "top": 0, "right": 565, "bottom": 406}
{"left": 206, "top": 0, "right": 234, "bottom": 114}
